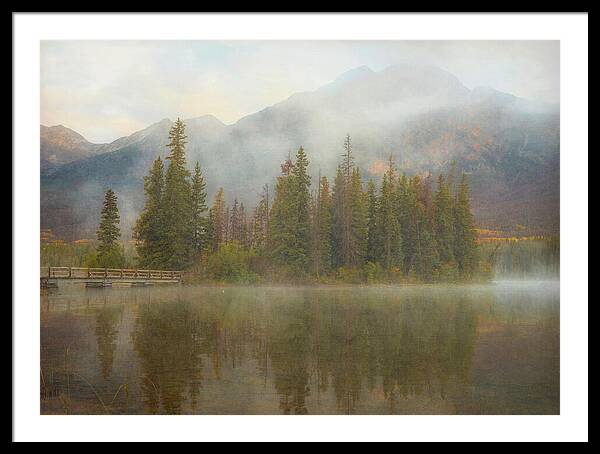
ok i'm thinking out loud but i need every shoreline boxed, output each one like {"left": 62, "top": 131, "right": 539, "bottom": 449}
{"left": 41, "top": 278, "right": 560, "bottom": 294}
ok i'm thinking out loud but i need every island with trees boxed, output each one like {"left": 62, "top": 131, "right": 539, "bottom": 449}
{"left": 51, "top": 119, "right": 487, "bottom": 284}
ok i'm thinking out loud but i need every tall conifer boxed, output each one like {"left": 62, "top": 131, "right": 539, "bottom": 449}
{"left": 134, "top": 157, "right": 165, "bottom": 268}
{"left": 366, "top": 180, "right": 379, "bottom": 264}
{"left": 96, "top": 188, "right": 123, "bottom": 267}
{"left": 313, "top": 175, "right": 333, "bottom": 276}
{"left": 162, "top": 118, "right": 193, "bottom": 269}
{"left": 454, "top": 174, "right": 478, "bottom": 277}
{"left": 350, "top": 167, "right": 368, "bottom": 267}
{"left": 208, "top": 188, "right": 227, "bottom": 251}
{"left": 434, "top": 174, "right": 455, "bottom": 265}
{"left": 191, "top": 161, "right": 208, "bottom": 254}
{"left": 377, "top": 157, "right": 402, "bottom": 270}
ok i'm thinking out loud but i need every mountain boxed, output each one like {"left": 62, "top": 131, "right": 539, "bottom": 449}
{"left": 40, "top": 125, "right": 105, "bottom": 172}
{"left": 40, "top": 64, "right": 559, "bottom": 240}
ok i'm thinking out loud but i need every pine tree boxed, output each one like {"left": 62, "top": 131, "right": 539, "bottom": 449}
{"left": 239, "top": 202, "right": 249, "bottom": 248}
{"left": 134, "top": 157, "right": 165, "bottom": 268}
{"left": 208, "top": 188, "right": 227, "bottom": 251}
{"left": 291, "top": 147, "right": 312, "bottom": 272}
{"left": 412, "top": 175, "right": 440, "bottom": 281}
{"left": 434, "top": 174, "right": 455, "bottom": 265}
{"left": 350, "top": 167, "right": 368, "bottom": 267}
{"left": 312, "top": 175, "right": 333, "bottom": 276}
{"left": 376, "top": 157, "right": 402, "bottom": 270}
{"left": 270, "top": 159, "right": 298, "bottom": 270}
{"left": 331, "top": 165, "right": 346, "bottom": 269}
{"left": 230, "top": 198, "right": 240, "bottom": 243}
{"left": 191, "top": 161, "right": 208, "bottom": 254}
{"left": 269, "top": 147, "right": 312, "bottom": 274}
{"left": 252, "top": 185, "right": 270, "bottom": 253}
{"left": 341, "top": 134, "right": 354, "bottom": 180}
{"left": 454, "top": 174, "right": 478, "bottom": 278}
{"left": 332, "top": 135, "right": 365, "bottom": 268}
{"left": 366, "top": 180, "right": 379, "bottom": 264}
{"left": 397, "top": 173, "right": 417, "bottom": 274}
{"left": 224, "top": 206, "right": 230, "bottom": 243}
{"left": 162, "top": 118, "right": 193, "bottom": 269}
{"left": 96, "top": 188, "right": 123, "bottom": 267}
{"left": 341, "top": 135, "right": 354, "bottom": 266}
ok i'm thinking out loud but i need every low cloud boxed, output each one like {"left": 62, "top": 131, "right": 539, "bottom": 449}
{"left": 41, "top": 40, "right": 559, "bottom": 143}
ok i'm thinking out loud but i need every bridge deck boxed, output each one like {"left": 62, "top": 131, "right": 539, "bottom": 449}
{"left": 41, "top": 267, "right": 183, "bottom": 288}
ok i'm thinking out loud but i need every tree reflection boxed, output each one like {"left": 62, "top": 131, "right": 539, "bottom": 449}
{"left": 377, "top": 297, "right": 477, "bottom": 411}
{"left": 268, "top": 295, "right": 312, "bottom": 415}
{"left": 42, "top": 285, "right": 559, "bottom": 415}
{"left": 323, "top": 297, "right": 373, "bottom": 414}
{"left": 131, "top": 289, "right": 478, "bottom": 415}
{"left": 94, "top": 304, "right": 123, "bottom": 380}
{"left": 132, "top": 301, "right": 203, "bottom": 414}
{"left": 263, "top": 290, "right": 478, "bottom": 414}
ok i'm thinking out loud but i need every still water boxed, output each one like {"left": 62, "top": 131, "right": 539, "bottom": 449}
{"left": 40, "top": 282, "right": 559, "bottom": 415}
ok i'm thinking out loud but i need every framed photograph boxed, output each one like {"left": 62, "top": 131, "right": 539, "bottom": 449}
{"left": 13, "top": 12, "right": 588, "bottom": 442}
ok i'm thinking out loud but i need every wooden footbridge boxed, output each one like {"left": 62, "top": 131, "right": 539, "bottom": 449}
{"left": 40, "top": 266, "right": 183, "bottom": 289}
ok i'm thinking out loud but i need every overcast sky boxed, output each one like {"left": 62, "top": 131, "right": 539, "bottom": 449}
{"left": 41, "top": 40, "right": 559, "bottom": 143}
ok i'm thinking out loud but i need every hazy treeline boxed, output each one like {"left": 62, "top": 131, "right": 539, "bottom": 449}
{"left": 480, "top": 237, "right": 559, "bottom": 279}
{"left": 40, "top": 241, "right": 139, "bottom": 268}
{"left": 128, "top": 119, "right": 480, "bottom": 284}
{"left": 40, "top": 242, "right": 98, "bottom": 268}
{"left": 41, "top": 119, "right": 559, "bottom": 283}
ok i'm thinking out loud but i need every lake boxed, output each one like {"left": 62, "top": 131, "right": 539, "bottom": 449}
{"left": 40, "top": 281, "right": 559, "bottom": 415}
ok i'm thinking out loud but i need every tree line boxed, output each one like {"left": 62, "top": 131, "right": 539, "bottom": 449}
{"left": 95, "top": 119, "right": 479, "bottom": 282}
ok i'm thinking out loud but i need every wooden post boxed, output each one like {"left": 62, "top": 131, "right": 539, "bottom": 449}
{"left": 69, "top": 267, "right": 72, "bottom": 278}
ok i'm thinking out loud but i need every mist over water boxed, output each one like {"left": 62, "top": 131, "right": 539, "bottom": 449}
{"left": 41, "top": 281, "right": 559, "bottom": 415}
{"left": 483, "top": 238, "right": 560, "bottom": 281}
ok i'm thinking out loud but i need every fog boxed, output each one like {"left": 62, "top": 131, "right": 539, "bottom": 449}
{"left": 40, "top": 42, "right": 560, "bottom": 260}
{"left": 41, "top": 40, "right": 559, "bottom": 143}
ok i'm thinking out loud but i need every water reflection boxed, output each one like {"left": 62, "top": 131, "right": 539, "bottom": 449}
{"left": 268, "top": 297, "right": 312, "bottom": 414}
{"left": 94, "top": 304, "right": 123, "bottom": 379}
{"left": 132, "top": 301, "right": 204, "bottom": 414}
{"left": 40, "top": 283, "right": 559, "bottom": 415}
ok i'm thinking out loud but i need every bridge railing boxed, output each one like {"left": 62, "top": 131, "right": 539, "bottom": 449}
{"left": 41, "top": 267, "right": 183, "bottom": 281}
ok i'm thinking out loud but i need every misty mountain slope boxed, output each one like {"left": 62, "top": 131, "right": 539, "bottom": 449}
{"left": 41, "top": 64, "right": 559, "bottom": 239}
{"left": 40, "top": 125, "right": 106, "bottom": 173}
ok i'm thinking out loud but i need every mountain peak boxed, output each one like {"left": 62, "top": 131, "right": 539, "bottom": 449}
{"left": 316, "top": 66, "right": 375, "bottom": 94}
{"left": 40, "top": 123, "right": 103, "bottom": 170}
{"left": 333, "top": 65, "right": 374, "bottom": 84}
{"left": 40, "top": 124, "right": 90, "bottom": 144}
{"left": 185, "top": 114, "right": 226, "bottom": 127}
